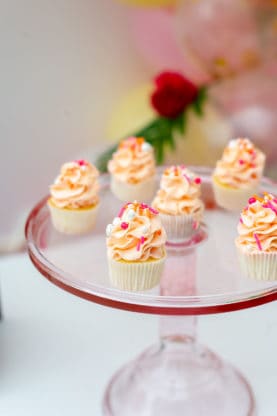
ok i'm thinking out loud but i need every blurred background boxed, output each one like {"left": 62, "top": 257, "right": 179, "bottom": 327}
{"left": 0, "top": 0, "right": 276, "bottom": 251}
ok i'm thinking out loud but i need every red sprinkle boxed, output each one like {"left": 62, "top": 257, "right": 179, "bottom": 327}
{"left": 194, "top": 177, "right": 201, "bottom": 184}
{"left": 254, "top": 233, "right": 262, "bottom": 251}
{"left": 121, "top": 222, "right": 129, "bottom": 230}
{"left": 248, "top": 197, "right": 256, "bottom": 204}
{"left": 141, "top": 236, "right": 145, "bottom": 244}
{"left": 239, "top": 159, "right": 244, "bottom": 165}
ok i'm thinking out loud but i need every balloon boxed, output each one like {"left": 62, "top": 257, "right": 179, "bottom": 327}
{"left": 211, "top": 65, "right": 277, "bottom": 168}
{"left": 106, "top": 83, "right": 232, "bottom": 167}
{"left": 127, "top": 8, "right": 211, "bottom": 85}
{"left": 175, "top": 0, "right": 261, "bottom": 80}
{"left": 117, "top": 0, "right": 177, "bottom": 6}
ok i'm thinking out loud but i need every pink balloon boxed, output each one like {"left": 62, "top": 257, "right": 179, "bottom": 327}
{"left": 175, "top": 0, "right": 261, "bottom": 79}
{"left": 127, "top": 8, "right": 211, "bottom": 85}
{"left": 211, "top": 65, "right": 277, "bottom": 164}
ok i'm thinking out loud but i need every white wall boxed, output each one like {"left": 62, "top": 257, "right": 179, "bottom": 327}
{"left": 0, "top": 0, "right": 149, "bottom": 251}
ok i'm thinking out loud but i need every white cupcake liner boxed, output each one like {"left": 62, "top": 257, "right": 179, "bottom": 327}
{"left": 48, "top": 200, "right": 99, "bottom": 235}
{"left": 108, "top": 256, "right": 165, "bottom": 291}
{"left": 237, "top": 248, "right": 277, "bottom": 281}
{"left": 212, "top": 177, "right": 258, "bottom": 212}
{"left": 159, "top": 213, "right": 199, "bottom": 243}
{"left": 110, "top": 175, "right": 156, "bottom": 203}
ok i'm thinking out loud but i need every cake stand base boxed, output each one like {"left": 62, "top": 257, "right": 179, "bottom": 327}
{"left": 103, "top": 337, "right": 255, "bottom": 416}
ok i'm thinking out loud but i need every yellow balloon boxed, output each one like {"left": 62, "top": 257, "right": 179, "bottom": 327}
{"left": 106, "top": 83, "right": 232, "bottom": 166}
{"left": 107, "top": 83, "right": 156, "bottom": 141}
{"left": 116, "top": 0, "right": 177, "bottom": 6}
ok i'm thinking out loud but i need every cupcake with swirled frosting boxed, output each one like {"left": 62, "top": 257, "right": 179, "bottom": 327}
{"left": 212, "top": 138, "right": 265, "bottom": 211}
{"left": 48, "top": 160, "right": 99, "bottom": 234}
{"left": 235, "top": 193, "right": 277, "bottom": 280}
{"left": 106, "top": 201, "right": 166, "bottom": 291}
{"left": 108, "top": 136, "right": 156, "bottom": 202}
{"left": 152, "top": 165, "right": 204, "bottom": 242}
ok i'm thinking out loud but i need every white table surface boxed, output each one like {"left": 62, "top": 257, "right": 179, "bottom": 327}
{"left": 1, "top": 252, "right": 277, "bottom": 415}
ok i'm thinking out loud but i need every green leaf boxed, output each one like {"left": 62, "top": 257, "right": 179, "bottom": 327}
{"left": 172, "top": 112, "right": 185, "bottom": 135}
{"left": 192, "top": 86, "right": 207, "bottom": 117}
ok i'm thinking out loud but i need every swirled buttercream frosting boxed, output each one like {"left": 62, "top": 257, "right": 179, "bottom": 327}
{"left": 236, "top": 193, "right": 277, "bottom": 253}
{"left": 152, "top": 165, "right": 204, "bottom": 218}
{"left": 50, "top": 160, "right": 99, "bottom": 209}
{"left": 213, "top": 138, "right": 265, "bottom": 189}
{"left": 108, "top": 137, "right": 155, "bottom": 184}
{"left": 106, "top": 201, "right": 166, "bottom": 262}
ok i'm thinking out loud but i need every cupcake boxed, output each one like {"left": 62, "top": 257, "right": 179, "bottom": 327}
{"left": 108, "top": 136, "right": 156, "bottom": 202}
{"left": 235, "top": 193, "right": 277, "bottom": 280}
{"left": 152, "top": 165, "right": 204, "bottom": 242}
{"left": 212, "top": 138, "right": 265, "bottom": 211}
{"left": 106, "top": 201, "right": 166, "bottom": 291}
{"left": 48, "top": 160, "right": 99, "bottom": 234}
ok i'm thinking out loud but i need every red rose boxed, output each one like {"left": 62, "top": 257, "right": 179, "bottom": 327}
{"left": 150, "top": 72, "right": 198, "bottom": 119}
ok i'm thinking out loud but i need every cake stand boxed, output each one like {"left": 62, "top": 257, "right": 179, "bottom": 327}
{"left": 25, "top": 167, "right": 277, "bottom": 416}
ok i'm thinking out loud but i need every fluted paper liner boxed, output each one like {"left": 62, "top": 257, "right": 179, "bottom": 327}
{"left": 237, "top": 248, "right": 277, "bottom": 281}
{"left": 48, "top": 200, "right": 99, "bottom": 234}
{"left": 108, "top": 256, "right": 165, "bottom": 291}
{"left": 159, "top": 213, "right": 196, "bottom": 243}
{"left": 111, "top": 176, "right": 156, "bottom": 202}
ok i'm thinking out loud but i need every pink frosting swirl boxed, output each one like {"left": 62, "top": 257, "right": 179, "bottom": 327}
{"left": 236, "top": 193, "right": 277, "bottom": 253}
{"left": 50, "top": 160, "right": 99, "bottom": 209}
{"left": 152, "top": 166, "right": 204, "bottom": 218}
{"left": 213, "top": 138, "right": 265, "bottom": 189}
{"left": 108, "top": 137, "right": 156, "bottom": 184}
{"left": 106, "top": 202, "right": 166, "bottom": 262}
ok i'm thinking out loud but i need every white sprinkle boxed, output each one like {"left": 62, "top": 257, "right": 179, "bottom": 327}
{"left": 113, "top": 217, "right": 121, "bottom": 226}
{"left": 126, "top": 209, "right": 136, "bottom": 221}
{"left": 106, "top": 224, "right": 113, "bottom": 237}
{"left": 141, "top": 142, "right": 152, "bottom": 152}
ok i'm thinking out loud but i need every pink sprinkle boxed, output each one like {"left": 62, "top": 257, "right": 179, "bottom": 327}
{"left": 118, "top": 206, "right": 126, "bottom": 218}
{"left": 194, "top": 177, "right": 201, "bottom": 184}
{"left": 248, "top": 197, "right": 256, "bottom": 204}
{"left": 141, "top": 236, "right": 145, "bottom": 244}
{"left": 180, "top": 164, "right": 186, "bottom": 169}
{"left": 149, "top": 207, "right": 159, "bottom": 215}
{"left": 140, "top": 203, "right": 148, "bottom": 209}
{"left": 136, "top": 241, "right": 141, "bottom": 251}
{"left": 266, "top": 201, "right": 277, "bottom": 215}
{"left": 183, "top": 173, "right": 191, "bottom": 183}
{"left": 254, "top": 233, "right": 262, "bottom": 251}
{"left": 239, "top": 218, "right": 243, "bottom": 224}
{"left": 273, "top": 198, "right": 277, "bottom": 204}
{"left": 239, "top": 159, "right": 244, "bottom": 165}
{"left": 121, "top": 222, "right": 129, "bottom": 230}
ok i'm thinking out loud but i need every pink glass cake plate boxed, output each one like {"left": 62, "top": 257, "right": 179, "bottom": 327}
{"left": 25, "top": 166, "right": 277, "bottom": 416}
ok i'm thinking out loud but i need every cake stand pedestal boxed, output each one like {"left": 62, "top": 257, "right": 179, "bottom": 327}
{"left": 25, "top": 167, "right": 277, "bottom": 416}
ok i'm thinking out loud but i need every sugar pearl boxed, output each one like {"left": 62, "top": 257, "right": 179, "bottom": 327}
{"left": 141, "top": 142, "right": 152, "bottom": 152}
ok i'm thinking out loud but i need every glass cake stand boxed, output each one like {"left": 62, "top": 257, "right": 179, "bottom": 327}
{"left": 25, "top": 167, "right": 277, "bottom": 416}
